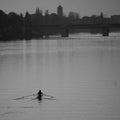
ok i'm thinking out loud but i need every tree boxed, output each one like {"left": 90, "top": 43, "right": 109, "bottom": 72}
{"left": 25, "top": 11, "right": 32, "bottom": 39}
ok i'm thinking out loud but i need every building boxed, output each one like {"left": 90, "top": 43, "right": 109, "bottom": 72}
{"left": 57, "top": 5, "right": 63, "bottom": 17}
{"left": 111, "top": 15, "right": 120, "bottom": 23}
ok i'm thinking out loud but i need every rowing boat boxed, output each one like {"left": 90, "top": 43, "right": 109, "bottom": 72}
{"left": 13, "top": 93, "right": 55, "bottom": 101}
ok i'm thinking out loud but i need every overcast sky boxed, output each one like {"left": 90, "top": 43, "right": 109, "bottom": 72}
{"left": 0, "top": 0, "right": 120, "bottom": 16}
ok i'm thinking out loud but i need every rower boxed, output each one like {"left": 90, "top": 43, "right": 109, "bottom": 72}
{"left": 37, "top": 90, "right": 43, "bottom": 100}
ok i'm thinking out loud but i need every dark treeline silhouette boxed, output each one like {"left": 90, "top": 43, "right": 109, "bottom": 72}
{"left": 0, "top": 6, "right": 120, "bottom": 40}
{"left": 0, "top": 10, "right": 24, "bottom": 40}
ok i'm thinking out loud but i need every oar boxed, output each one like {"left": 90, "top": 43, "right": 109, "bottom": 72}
{"left": 22, "top": 94, "right": 37, "bottom": 98}
{"left": 29, "top": 96, "right": 56, "bottom": 102}
{"left": 43, "top": 94, "right": 54, "bottom": 98}
{"left": 13, "top": 97, "right": 25, "bottom": 100}
{"left": 13, "top": 94, "right": 37, "bottom": 100}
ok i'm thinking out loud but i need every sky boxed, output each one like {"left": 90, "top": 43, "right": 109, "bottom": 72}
{"left": 0, "top": 0, "right": 120, "bottom": 17}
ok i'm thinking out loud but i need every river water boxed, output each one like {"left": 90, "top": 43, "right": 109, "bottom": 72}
{"left": 0, "top": 33, "right": 120, "bottom": 120}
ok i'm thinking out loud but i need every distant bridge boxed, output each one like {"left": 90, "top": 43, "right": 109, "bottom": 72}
{"left": 31, "top": 23, "right": 120, "bottom": 37}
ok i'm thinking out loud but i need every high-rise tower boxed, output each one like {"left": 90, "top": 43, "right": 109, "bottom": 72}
{"left": 57, "top": 5, "right": 63, "bottom": 16}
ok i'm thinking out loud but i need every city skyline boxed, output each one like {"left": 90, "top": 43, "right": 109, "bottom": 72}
{"left": 0, "top": 0, "right": 120, "bottom": 17}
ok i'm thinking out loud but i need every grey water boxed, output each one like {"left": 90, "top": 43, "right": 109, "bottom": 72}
{"left": 0, "top": 33, "right": 120, "bottom": 120}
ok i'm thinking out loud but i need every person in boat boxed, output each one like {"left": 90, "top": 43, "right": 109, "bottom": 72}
{"left": 37, "top": 90, "right": 43, "bottom": 100}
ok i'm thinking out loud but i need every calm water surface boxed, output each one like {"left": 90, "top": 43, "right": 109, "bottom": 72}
{"left": 0, "top": 33, "right": 120, "bottom": 120}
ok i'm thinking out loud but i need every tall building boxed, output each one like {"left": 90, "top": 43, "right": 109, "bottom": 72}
{"left": 57, "top": 5, "right": 63, "bottom": 16}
